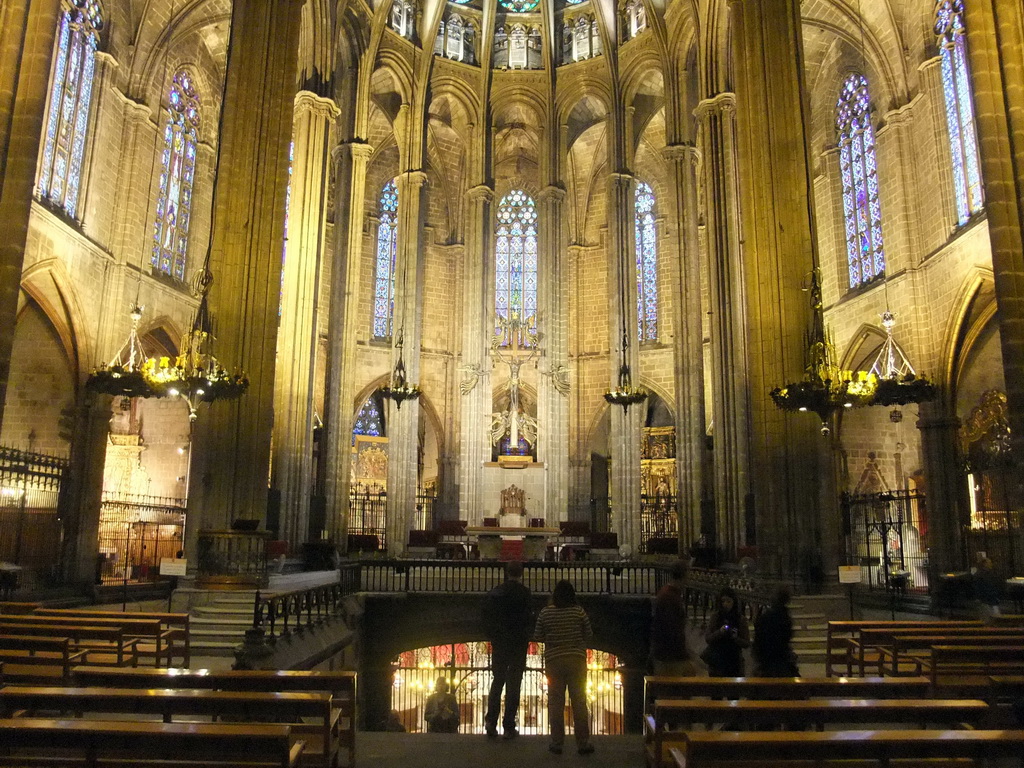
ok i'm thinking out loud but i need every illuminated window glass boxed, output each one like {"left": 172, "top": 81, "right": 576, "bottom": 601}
{"left": 495, "top": 190, "right": 538, "bottom": 344}
{"left": 353, "top": 395, "right": 385, "bottom": 439}
{"left": 373, "top": 180, "right": 399, "bottom": 339}
{"left": 37, "top": 0, "right": 103, "bottom": 219}
{"left": 635, "top": 181, "right": 658, "bottom": 342}
{"left": 152, "top": 69, "right": 200, "bottom": 281}
{"left": 836, "top": 73, "right": 885, "bottom": 289}
{"left": 499, "top": 0, "right": 539, "bottom": 11}
{"left": 935, "top": 0, "right": 983, "bottom": 225}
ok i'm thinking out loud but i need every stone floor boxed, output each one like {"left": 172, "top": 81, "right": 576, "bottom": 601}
{"left": 356, "top": 732, "right": 641, "bottom": 768}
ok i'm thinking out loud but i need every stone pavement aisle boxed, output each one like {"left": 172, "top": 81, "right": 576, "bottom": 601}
{"left": 356, "top": 733, "right": 642, "bottom": 768}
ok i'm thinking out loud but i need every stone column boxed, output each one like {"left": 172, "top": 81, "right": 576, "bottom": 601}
{"left": 917, "top": 408, "right": 969, "bottom": 572}
{"left": 607, "top": 172, "right": 643, "bottom": 556}
{"left": 322, "top": 140, "right": 373, "bottom": 545}
{"left": 272, "top": 91, "right": 337, "bottom": 547}
{"left": 663, "top": 142, "right": 707, "bottom": 552}
{"left": 185, "top": 0, "right": 303, "bottom": 546}
{"left": 731, "top": 0, "right": 827, "bottom": 576}
{"left": 385, "top": 170, "right": 427, "bottom": 556}
{"left": 0, "top": 0, "right": 61, "bottom": 434}
{"left": 695, "top": 93, "right": 751, "bottom": 556}
{"left": 963, "top": 1, "right": 1024, "bottom": 455}
{"left": 457, "top": 184, "right": 493, "bottom": 523}
{"left": 537, "top": 185, "right": 569, "bottom": 522}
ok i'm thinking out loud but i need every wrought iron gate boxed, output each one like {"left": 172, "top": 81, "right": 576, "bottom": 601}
{"left": 842, "top": 490, "right": 929, "bottom": 591}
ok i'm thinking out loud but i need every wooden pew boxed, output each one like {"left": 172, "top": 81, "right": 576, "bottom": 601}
{"left": 0, "top": 602, "right": 39, "bottom": 615}
{"left": 646, "top": 698, "right": 989, "bottom": 768}
{"left": 0, "top": 635, "right": 87, "bottom": 683}
{"left": 882, "top": 632, "right": 1024, "bottom": 677}
{"left": 0, "top": 685, "right": 339, "bottom": 767}
{"left": 71, "top": 667, "right": 356, "bottom": 767}
{"left": 0, "top": 621, "right": 139, "bottom": 667}
{"left": 0, "top": 614, "right": 163, "bottom": 667}
{"left": 33, "top": 608, "right": 190, "bottom": 667}
{"left": 930, "top": 645, "right": 1024, "bottom": 688}
{"left": 825, "top": 620, "right": 984, "bottom": 676}
{"left": 668, "top": 729, "right": 1024, "bottom": 768}
{"left": 0, "top": 717, "right": 304, "bottom": 768}
{"left": 644, "top": 675, "right": 932, "bottom": 711}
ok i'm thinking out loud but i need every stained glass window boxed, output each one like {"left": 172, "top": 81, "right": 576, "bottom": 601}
{"left": 836, "top": 73, "right": 885, "bottom": 289}
{"left": 353, "top": 395, "right": 385, "bottom": 440}
{"left": 495, "top": 190, "right": 538, "bottom": 344}
{"left": 499, "top": 0, "right": 539, "bottom": 11}
{"left": 373, "top": 180, "right": 399, "bottom": 339}
{"left": 935, "top": 0, "right": 983, "bottom": 225}
{"left": 635, "top": 181, "right": 658, "bottom": 342}
{"left": 152, "top": 69, "right": 200, "bottom": 281}
{"left": 37, "top": 0, "right": 103, "bottom": 220}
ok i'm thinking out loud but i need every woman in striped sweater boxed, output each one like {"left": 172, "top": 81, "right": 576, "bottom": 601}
{"left": 534, "top": 579, "right": 594, "bottom": 755}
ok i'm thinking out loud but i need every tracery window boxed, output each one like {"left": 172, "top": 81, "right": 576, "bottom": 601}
{"left": 390, "top": 1, "right": 415, "bottom": 39}
{"left": 37, "top": 0, "right": 103, "bottom": 220}
{"left": 353, "top": 395, "right": 385, "bottom": 440}
{"left": 635, "top": 181, "right": 658, "bottom": 342}
{"left": 494, "top": 189, "right": 538, "bottom": 344}
{"left": 625, "top": 0, "right": 646, "bottom": 39}
{"left": 499, "top": 0, "right": 539, "bottom": 11}
{"left": 836, "top": 73, "right": 885, "bottom": 289}
{"left": 435, "top": 13, "right": 475, "bottom": 62}
{"left": 509, "top": 24, "right": 528, "bottom": 68}
{"left": 373, "top": 180, "right": 399, "bottom": 339}
{"left": 152, "top": 69, "right": 200, "bottom": 281}
{"left": 935, "top": 0, "right": 983, "bottom": 225}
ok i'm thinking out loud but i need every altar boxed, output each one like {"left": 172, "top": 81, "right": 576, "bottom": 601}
{"left": 466, "top": 526, "right": 561, "bottom": 561}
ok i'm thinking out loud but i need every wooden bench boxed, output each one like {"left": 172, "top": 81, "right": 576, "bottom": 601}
{"left": 668, "top": 729, "right": 1024, "bottom": 768}
{"left": 71, "top": 667, "right": 356, "bottom": 766}
{"left": 930, "top": 645, "right": 1024, "bottom": 687}
{"left": 0, "top": 614, "right": 164, "bottom": 667}
{"left": 0, "top": 685, "right": 339, "bottom": 767}
{"left": 0, "top": 635, "right": 87, "bottom": 683}
{"left": 0, "top": 602, "right": 39, "bottom": 615}
{"left": 646, "top": 698, "right": 989, "bottom": 768}
{"left": 0, "top": 621, "right": 140, "bottom": 667}
{"left": 826, "top": 621, "right": 984, "bottom": 676}
{"left": 644, "top": 675, "right": 932, "bottom": 711}
{"left": 881, "top": 632, "right": 1024, "bottom": 677}
{"left": 0, "top": 717, "right": 303, "bottom": 767}
{"left": 33, "top": 608, "right": 190, "bottom": 667}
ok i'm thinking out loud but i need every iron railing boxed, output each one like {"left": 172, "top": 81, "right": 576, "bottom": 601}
{"left": 842, "top": 490, "right": 930, "bottom": 591}
{"left": 196, "top": 529, "right": 272, "bottom": 589}
{"left": 348, "top": 486, "right": 387, "bottom": 552}
{"left": 640, "top": 493, "right": 679, "bottom": 554}
{"left": 0, "top": 445, "right": 67, "bottom": 571}
{"left": 97, "top": 493, "right": 185, "bottom": 585}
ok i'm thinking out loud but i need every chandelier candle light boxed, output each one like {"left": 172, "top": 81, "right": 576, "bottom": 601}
{"left": 604, "top": 215, "right": 648, "bottom": 413}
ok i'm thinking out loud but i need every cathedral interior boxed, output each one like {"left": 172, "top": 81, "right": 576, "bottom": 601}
{"left": 1, "top": 0, "right": 1023, "bottom": 596}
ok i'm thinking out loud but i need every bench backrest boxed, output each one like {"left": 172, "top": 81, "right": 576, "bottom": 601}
{"left": 644, "top": 675, "right": 931, "bottom": 707}
{"left": 0, "top": 614, "right": 161, "bottom": 634}
{"left": 70, "top": 666, "right": 355, "bottom": 696}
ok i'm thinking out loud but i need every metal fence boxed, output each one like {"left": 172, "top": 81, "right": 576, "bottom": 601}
{"left": 640, "top": 493, "right": 678, "bottom": 554}
{"left": 348, "top": 486, "right": 387, "bottom": 552}
{"left": 97, "top": 493, "right": 185, "bottom": 585}
{"left": 0, "top": 445, "right": 66, "bottom": 574}
{"left": 842, "top": 490, "right": 929, "bottom": 591}
{"left": 389, "top": 643, "right": 623, "bottom": 735}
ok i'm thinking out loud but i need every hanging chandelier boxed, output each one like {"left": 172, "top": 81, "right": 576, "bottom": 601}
{"left": 380, "top": 329, "right": 420, "bottom": 409}
{"left": 85, "top": 304, "right": 159, "bottom": 406}
{"left": 604, "top": 234, "right": 648, "bottom": 413}
{"left": 867, "top": 310, "right": 937, "bottom": 407}
{"left": 770, "top": 271, "right": 875, "bottom": 435}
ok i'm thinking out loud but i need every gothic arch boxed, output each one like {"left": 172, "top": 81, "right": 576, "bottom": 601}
{"left": 19, "top": 260, "right": 88, "bottom": 381}
{"left": 940, "top": 267, "right": 996, "bottom": 402}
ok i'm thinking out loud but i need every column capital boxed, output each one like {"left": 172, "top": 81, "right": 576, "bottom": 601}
{"left": 95, "top": 50, "right": 119, "bottom": 70}
{"left": 663, "top": 142, "right": 700, "bottom": 165}
{"left": 294, "top": 90, "right": 340, "bottom": 119}
{"left": 333, "top": 140, "right": 373, "bottom": 162}
{"left": 467, "top": 184, "right": 494, "bottom": 202}
{"left": 398, "top": 169, "right": 429, "bottom": 188}
{"left": 609, "top": 171, "right": 634, "bottom": 188}
{"left": 537, "top": 184, "right": 566, "bottom": 203}
{"left": 694, "top": 92, "right": 737, "bottom": 121}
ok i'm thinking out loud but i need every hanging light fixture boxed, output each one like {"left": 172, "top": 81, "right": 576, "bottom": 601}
{"left": 380, "top": 328, "right": 421, "bottom": 409}
{"left": 85, "top": 303, "right": 158, "bottom": 406}
{"left": 867, "top": 309, "right": 937, "bottom": 409}
{"left": 604, "top": 215, "right": 648, "bottom": 413}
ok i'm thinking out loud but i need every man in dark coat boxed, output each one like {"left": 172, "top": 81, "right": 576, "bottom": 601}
{"left": 482, "top": 560, "right": 533, "bottom": 739}
{"left": 651, "top": 560, "right": 697, "bottom": 675}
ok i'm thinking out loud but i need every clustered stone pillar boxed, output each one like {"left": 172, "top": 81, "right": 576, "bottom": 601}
{"left": 185, "top": 0, "right": 303, "bottom": 550}
{"left": 696, "top": 93, "right": 751, "bottom": 555}
{"left": 322, "top": 140, "right": 373, "bottom": 545}
{"left": 385, "top": 170, "right": 428, "bottom": 556}
{"left": 964, "top": 1, "right": 1024, "bottom": 458}
{"left": 537, "top": 185, "right": 569, "bottom": 521}
{"left": 916, "top": 408, "right": 968, "bottom": 573}
{"left": 0, "top": 0, "right": 61, "bottom": 434}
{"left": 663, "top": 142, "right": 706, "bottom": 551}
{"left": 458, "top": 184, "right": 494, "bottom": 522}
{"left": 272, "top": 91, "right": 338, "bottom": 547}
{"left": 731, "top": 0, "right": 827, "bottom": 576}
{"left": 607, "top": 172, "right": 643, "bottom": 555}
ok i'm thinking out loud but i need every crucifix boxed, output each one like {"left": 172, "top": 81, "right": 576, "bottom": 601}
{"left": 490, "top": 313, "right": 540, "bottom": 450}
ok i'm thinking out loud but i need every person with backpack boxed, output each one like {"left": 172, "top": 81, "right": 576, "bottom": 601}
{"left": 481, "top": 560, "right": 533, "bottom": 739}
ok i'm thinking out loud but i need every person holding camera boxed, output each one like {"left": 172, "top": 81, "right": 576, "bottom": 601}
{"left": 700, "top": 587, "right": 750, "bottom": 677}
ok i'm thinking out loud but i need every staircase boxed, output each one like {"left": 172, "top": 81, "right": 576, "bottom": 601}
{"left": 789, "top": 605, "right": 829, "bottom": 667}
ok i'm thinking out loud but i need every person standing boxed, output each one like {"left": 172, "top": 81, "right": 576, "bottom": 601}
{"left": 752, "top": 587, "right": 800, "bottom": 677}
{"left": 424, "top": 676, "right": 461, "bottom": 733}
{"left": 700, "top": 587, "right": 750, "bottom": 677}
{"left": 973, "top": 557, "right": 1002, "bottom": 622}
{"left": 651, "top": 560, "right": 697, "bottom": 675}
{"left": 535, "top": 580, "right": 594, "bottom": 756}
{"left": 482, "top": 560, "right": 533, "bottom": 739}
